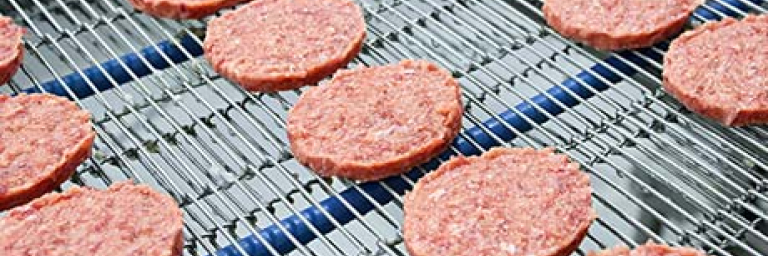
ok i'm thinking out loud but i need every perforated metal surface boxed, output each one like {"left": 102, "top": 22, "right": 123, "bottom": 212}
{"left": 1, "top": 1, "right": 767, "bottom": 256}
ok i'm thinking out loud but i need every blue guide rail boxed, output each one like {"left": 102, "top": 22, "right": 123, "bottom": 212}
{"left": 19, "top": 0, "right": 762, "bottom": 255}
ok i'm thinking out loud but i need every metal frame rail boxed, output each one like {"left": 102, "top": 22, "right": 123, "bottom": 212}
{"left": 1, "top": 1, "right": 767, "bottom": 256}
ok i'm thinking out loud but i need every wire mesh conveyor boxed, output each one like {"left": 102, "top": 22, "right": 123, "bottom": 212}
{"left": 1, "top": 0, "right": 768, "bottom": 256}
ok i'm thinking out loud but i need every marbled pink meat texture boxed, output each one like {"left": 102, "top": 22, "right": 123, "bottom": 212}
{"left": 128, "top": 0, "right": 247, "bottom": 19}
{"left": 0, "top": 182, "right": 183, "bottom": 256}
{"left": 0, "top": 16, "right": 24, "bottom": 85}
{"left": 204, "top": 0, "right": 366, "bottom": 91}
{"left": 0, "top": 94, "right": 95, "bottom": 210}
{"left": 404, "top": 148, "right": 595, "bottom": 256}
{"left": 664, "top": 15, "right": 768, "bottom": 126}
{"left": 288, "top": 60, "right": 463, "bottom": 181}
{"left": 544, "top": 0, "right": 700, "bottom": 50}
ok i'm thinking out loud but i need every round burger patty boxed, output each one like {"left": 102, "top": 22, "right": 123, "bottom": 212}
{"left": 0, "top": 182, "right": 184, "bottom": 256}
{"left": 0, "top": 94, "right": 95, "bottom": 210}
{"left": 128, "top": 0, "right": 246, "bottom": 19}
{"left": 204, "top": 0, "right": 366, "bottom": 92}
{"left": 288, "top": 60, "right": 463, "bottom": 181}
{"left": 0, "top": 16, "right": 24, "bottom": 85}
{"left": 404, "top": 148, "right": 595, "bottom": 256}
{"left": 543, "top": 0, "right": 700, "bottom": 50}
{"left": 664, "top": 15, "right": 768, "bottom": 126}
{"left": 589, "top": 243, "right": 708, "bottom": 256}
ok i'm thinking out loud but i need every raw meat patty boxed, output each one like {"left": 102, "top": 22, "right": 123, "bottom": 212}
{"left": 589, "top": 243, "right": 708, "bottom": 256}
{"left": 0, "top": 94, "right": 95, "bottom": 210}
{"left": 664, "top": 15, "right": 768, "bottom": 126}
{"left": 543, "top": 0, "right": 700, "bottom": 50}
{"left": 404, "top": 148, "right": 595, "bottom": 256}
{"left": 0, "top": 16, "right": 24, "bottom": 85}
{"left": 0, "top": 182, "right": 184, "bottom": 256}
{"left": 204, "top": 0, "right": 366, "bottom": 92}
{"left": 288, "top": 60, "right": 463, "bottom": 181}
{"left": 128, "top": 0, "right": 246, "bottom": 19}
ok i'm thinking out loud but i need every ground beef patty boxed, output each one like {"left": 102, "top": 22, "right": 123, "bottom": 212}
{"left": 664, "top": 15, "right": 768, "bottom": 126}
{"left": 543, "top": 0, "right": 700, "bottom": 50}
{"left": 128, "top": 0, "right": 246, "bottom": 19}
{"left": 404, "top": 148, "right": 595, "bottom": 256}
{"left": 0, "top": 94, "right": 95, "bottom": 210}
{"left": 0, "top": 16, "right": 24, "bottom": 85}
{"left": 0, "top": 182, "right": 183, "bottom": 256}
{"left": 204, "top": 0, "right": 366, "bottom": 92}
{"left": 589, "top": 243, "right": 707, "bottom": 256}
{"left": 288, "top": 60, "right": 463, "bottom": 181}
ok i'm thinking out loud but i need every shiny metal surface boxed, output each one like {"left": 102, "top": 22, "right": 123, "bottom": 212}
{"left": 0, "top": 1, "right": 767, "bottom": 256}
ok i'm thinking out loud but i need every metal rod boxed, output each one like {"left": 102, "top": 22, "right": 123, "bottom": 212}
{"left": 4, "top": 1, "right": 767, "bottom": 256}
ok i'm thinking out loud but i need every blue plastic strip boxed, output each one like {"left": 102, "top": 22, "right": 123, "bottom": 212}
{"left": 209, "top": 1, "right": 763, "bottom": 256}
{"left": 207, "top": 49, "right": 656, "bottom": 256}
{"left": 22, "top": 35, "right": 203, "bottom": 98}
{"left": 17, "top": 0, "right": 759, "bottom": 255}
{"left": 211, "top": 1, "right": 763, "bottom": 255}
{"left": 24, "top": 1, "right": 756, "bottom": 100}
